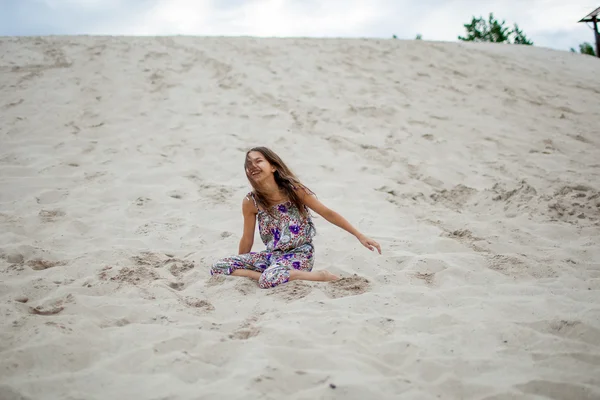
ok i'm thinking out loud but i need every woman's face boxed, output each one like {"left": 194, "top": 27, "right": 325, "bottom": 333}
{"left": 246, "top": 151, "right": 275, "bottom": 182}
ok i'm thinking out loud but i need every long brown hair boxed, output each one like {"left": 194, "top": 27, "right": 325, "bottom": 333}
{"left": 245, "top": 147, "right": 314, "bottom": 219}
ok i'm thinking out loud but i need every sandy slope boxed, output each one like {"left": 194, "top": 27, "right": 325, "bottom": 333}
{"left": 1, "top": 36, "right": 599, "bottom": 400}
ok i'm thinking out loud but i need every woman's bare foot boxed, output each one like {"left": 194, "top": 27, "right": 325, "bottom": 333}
{"left": 289, "top": 269, "right": 340, "bottom": 282}
{"left": 318, "top": 270, "right": 340, "bottom": 282}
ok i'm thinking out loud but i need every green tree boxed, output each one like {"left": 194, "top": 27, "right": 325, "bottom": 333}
{"left": 570, "top": 42, "right": 596, "bottom": 56}
{"left": 458, "top": 13, "right": 533, "bottom": 45}
{"left": 415, "top": 34, "right": 423, "bottom": 40}
{"left": 512, "top": 24, "right": 533, "bottom": 45}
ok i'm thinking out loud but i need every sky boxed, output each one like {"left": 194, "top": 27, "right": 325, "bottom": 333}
{"left": 1, "top": 0, "right": 598, "bottom": 53}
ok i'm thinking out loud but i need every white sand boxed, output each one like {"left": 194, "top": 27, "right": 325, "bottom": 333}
{"left": 1, "top": 36, "right": 599, "bottom": 400}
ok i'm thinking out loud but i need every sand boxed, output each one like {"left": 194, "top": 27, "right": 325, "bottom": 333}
{"left": 1, "top": 36, "right": 599, "bottom": 400}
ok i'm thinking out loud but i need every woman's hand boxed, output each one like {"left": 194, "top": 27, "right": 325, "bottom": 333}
{"left": 358, "top": 234, "right": 381, "bottom": 254}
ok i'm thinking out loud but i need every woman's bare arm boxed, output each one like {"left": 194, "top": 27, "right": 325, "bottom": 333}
{"left": 238, "top": 196, "right": 257, "bottom": 254}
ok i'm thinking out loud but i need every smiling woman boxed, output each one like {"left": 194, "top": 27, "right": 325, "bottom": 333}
{"left": 210, "top": 146, "right": 381, "bottom": 289}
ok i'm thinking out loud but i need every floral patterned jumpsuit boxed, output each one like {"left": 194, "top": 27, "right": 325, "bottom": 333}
{"left": 210, "top": 192, "right": 316, "bottom": 288}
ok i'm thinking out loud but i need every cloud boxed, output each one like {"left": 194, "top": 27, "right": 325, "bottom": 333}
{"left": 121, "top": 0, "right": 391, "bottom": 37}
{"left": 0, "top": 0, "right": 152, "bottom": 35}
{"left": 1, "top": 0, "right": 598, "bottom": 52}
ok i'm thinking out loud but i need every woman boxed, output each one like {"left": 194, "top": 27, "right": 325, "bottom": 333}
{"left": 211, "top": 147, "right": 381, "bottom": 288}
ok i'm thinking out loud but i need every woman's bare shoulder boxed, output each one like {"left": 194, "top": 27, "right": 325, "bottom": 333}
{"left": 242, "top": 192, "right": 258, "bottom": 214}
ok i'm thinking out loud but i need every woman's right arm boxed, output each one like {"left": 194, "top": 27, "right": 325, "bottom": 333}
{"left": 238, "top": 196, "right": 257, "bottom": 254}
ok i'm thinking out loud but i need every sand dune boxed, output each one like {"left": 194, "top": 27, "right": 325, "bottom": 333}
{"left": 1, "top": 36, "right": 599, "bottom": 399}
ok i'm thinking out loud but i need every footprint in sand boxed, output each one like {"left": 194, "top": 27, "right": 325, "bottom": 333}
{"left": 229, "top": 314, "right": 261, "bottom": 340}
{"left": 569, "top": 134, "right": 593, "bottom": 144}
{"left": 182, "top": 297, "right": 214, "bottom": 312}
{"left": 440, "top": 227, "right": 488, "bottom": 253}
{"left": 45, "top": 321, "right": 74, "bottom": 333}
{"left": 516, "top": 380, "right": 596, "bottom": 400}
{"left": 520, "top": 319, "right": 600, "bottom": 347}
{"left": 131, "top": 252, "right": 166, "bottom": 266}
{"left": 131, "top": 252, "right": 195, "bottom": 277}
{"left": 29, "top": 294, "right": 74, "bottom": 316}
{"left": 100, "top": 265, "right": 159, "bottom": 285}
{"left": 430, "top": 184, "right": 477, "bottom": 210}
{"left": 412, "top": 272, "right": 436, "bottom": 285}
{"left": 135, "top": 197, "right": 151, "bottom": 206}
{"left": 3, "top": 252, "right": 24, "bottom": 265}
{"left": 168, "top": 259, "right": 195, "bottom": 277}
{"left": 167, "top": 281, "right": 185, "bottom": 291}
{"left": 99, "top": 318, "right": 130, "bottom": 329}
{"left": 406, "top": 258, "right": 449, "bottom": 286}
{"left": 167, "top": 190, "right": 184, "bottom": 200}
{"left": 322, "top": 275, "right": 371, "bottom": 299}
{"left": 35, "top": 189, "right": 68, "bottom": 205}
{"left": 26, "top": 259, "right": 64, "bottom": 271}
{"left": 487, "top": 254, "right": 557, "bottom": 279}
{"left": 38, "top": 209, "right": 65, "bottom": 222}
{"left": 206, "top": 275, "right": 226, "bottom": 287}
{"left": 29, "top": 306, "right": 64, "bottom": 316}
{"left": 367, "top": 316, "right": 396, "bottom": 335}
{"left": 266, "top": 281, "right": 313, "bottom": 302}
{"left": 235, "top": 279, "right": 257, "bottom": 296}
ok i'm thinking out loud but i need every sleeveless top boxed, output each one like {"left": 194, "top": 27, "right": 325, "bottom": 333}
{"left": 247, "top": 192, "right": 316, "bottom": 253}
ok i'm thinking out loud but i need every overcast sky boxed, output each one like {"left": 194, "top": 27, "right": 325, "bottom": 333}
{"left": 1, "top": 0, "right": 598, "bottom": 52}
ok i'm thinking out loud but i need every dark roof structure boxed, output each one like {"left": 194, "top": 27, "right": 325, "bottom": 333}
{"left": 578, "top": 6, "right": 600, "bottom": 22}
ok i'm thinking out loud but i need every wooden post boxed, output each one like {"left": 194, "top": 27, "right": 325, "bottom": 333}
{"left": 594, "top": 16, "right": 600, "bottom": 58}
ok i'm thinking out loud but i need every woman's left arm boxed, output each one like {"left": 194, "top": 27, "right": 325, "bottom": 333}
{"left": 298, "top": 189, "right": 382, "bottom": 254}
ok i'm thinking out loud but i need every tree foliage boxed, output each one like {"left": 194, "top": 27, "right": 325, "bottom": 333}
{"left": 458, "top": 13, "right": 533, "bottom": 45}
{"left": 570, "top": 42, "right": 596, "bottom": 56}
{"left": 511, "top": 24, "right": 533, "bottom": 45}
